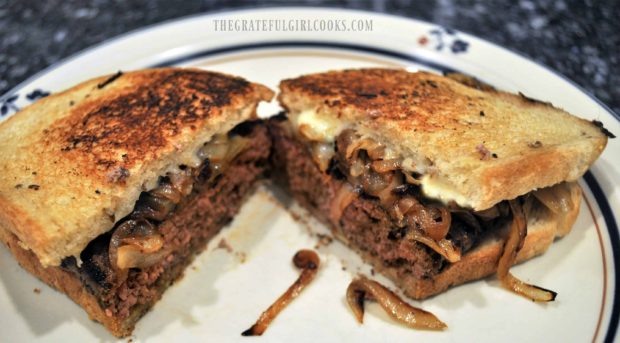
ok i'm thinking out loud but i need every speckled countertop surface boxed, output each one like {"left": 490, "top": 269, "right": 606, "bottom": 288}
{"left": 1, "top": 0, "right": 618, "bottom": 114}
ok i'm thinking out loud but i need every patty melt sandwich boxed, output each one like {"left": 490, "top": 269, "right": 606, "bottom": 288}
{"left": 270, "top": 68, "right": 608, "bottom": 300}
{"left": 0, "top": 68, "right": 273, "bottom": 337}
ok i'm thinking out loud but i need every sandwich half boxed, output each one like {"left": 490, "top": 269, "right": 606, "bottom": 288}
{"left": 0, "top": 68, "right": 273, "bottom": 337}
{"left": 271, "top": 68, "right": 608, "bottom": 300}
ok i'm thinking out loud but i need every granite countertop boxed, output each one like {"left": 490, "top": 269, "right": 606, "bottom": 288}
{"left": 1, "top": 0, "right": 618, "bottom": 115}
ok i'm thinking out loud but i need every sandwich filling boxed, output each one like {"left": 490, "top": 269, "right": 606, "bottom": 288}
{"left": 290, "top": 108, "right": 475, "bottom": 208}
{"left": 60, "top": 120, "right": 271, "bottom": 320}
{"left": 270, "top": 113, "right": 577, "bottom": 284}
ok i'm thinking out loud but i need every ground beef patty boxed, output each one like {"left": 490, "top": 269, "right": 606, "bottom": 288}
{"left": 268, "top": 117, "right": 484, "bottom": 280}
{"left": 62, "top": 121, "right": 271, "bottom": 321}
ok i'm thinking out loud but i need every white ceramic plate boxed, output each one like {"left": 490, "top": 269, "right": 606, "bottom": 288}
{"left": 1, "top": 7, "right": 619, "bottom": 343}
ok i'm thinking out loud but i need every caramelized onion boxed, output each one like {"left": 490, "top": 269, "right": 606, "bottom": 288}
{"left": 198, "top": 134, "right": 250, "bottom": 164}
{"left": 346, "top": 277, "right": 446, "bottom": 330}
{"left": 168, "top": 168, "right": 194, "bottom": 197}
{"left": 116, "top": 241, "right": 167, "bottom": 270}
{"left": 242, "top": 250, "right": 320, "bottom": 336}
{"left": 131, "top": 168, "right": 194, "bottom": 222}
{"left": 196, "top": 134, "right": 250, "bottom": 183}
{"left": 371, "top": 159, "right": 401, "bottom": 173}
{"left": 405, "top": 204, "right": 451, "bottom": 241}
{"left": 349, "top": 158, "right": 365, "bottom": 177}
{"left": 150, "top": 182, "right": 183, "bottom": 204}
{"left": 345, "top": 137, "right": 375, "bottom": 159}
{"left": 404, "top": 172, "right": 422, "bottom": 185}
{"left": 391, "top": 197, "right": 417, "bottom": 224}
{"left": 361, "top": 170, "right": 391, "bottom": 195}
{"left": 132, "top": 192, "right": 176, "bottom": 221}
{"left": 427, "top": 207, "right": 451, "bottom": 241}
{"left": 533, "top": 182, "right": 574, "bottom": 214}
{"left": 312, "top": 142, "right": 335, "bottom": 172}
{"left": 497, "top": 200, "right": 557, "bottom": 302}
{"left": 198, "top": 134, "right": 229, "bottom": 161}
{"left": 407, "top": 230, "right": 461, "bottom": 263}
{"left": 109, "top": 219, "right": 167, "bottom": 278}
{"left": 120, "top": 235, "right": 164, "bottom": 254}
{"left": 366, "top": 145, "right": 386, "bottom": 161}
{"left": 379, "top": 174, "right": 405, "bottom": 205}
{"left": 332, "top": 131, "right": 463, "bottom": 262}
{"left": 227, "top": 135, "right": 251, "bottom": 161}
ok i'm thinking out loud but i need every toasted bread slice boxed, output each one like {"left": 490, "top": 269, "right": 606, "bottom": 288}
{"left": 0, "top": 68, "right": 273, "bottom": 267}
{"left": 279, "top": 68, "right": 607, "bottom": 210}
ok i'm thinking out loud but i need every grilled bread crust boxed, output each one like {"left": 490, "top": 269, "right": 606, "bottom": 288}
{"left": 0, "top": 68, "right": 273, "bottom": 266}
{"left": 279, "top": 68, "right": 607, "bottom": 211}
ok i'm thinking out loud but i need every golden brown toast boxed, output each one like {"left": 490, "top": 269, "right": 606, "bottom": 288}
{"left": 278, "top": 68, "right": 607, "bottom": 210}
{"left": 0, "top": 68, "right": 273, "bottom": 267}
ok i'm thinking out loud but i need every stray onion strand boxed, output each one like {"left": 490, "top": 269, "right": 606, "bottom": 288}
{"left": 241, "top": 250, "right": 320, "bottom": 336}
{"left": 346, "top": 277, "right": 447, "bottom": 330}
{"left": 497, "top": 200, "right": 557, "bottom": 302}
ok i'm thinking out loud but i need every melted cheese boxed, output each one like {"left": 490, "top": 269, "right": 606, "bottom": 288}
{"left": 420, "top": 175, "right": 474, "bottom": 208}
{"left": 292, "top": 109, "right": 347, "bottom": 142}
